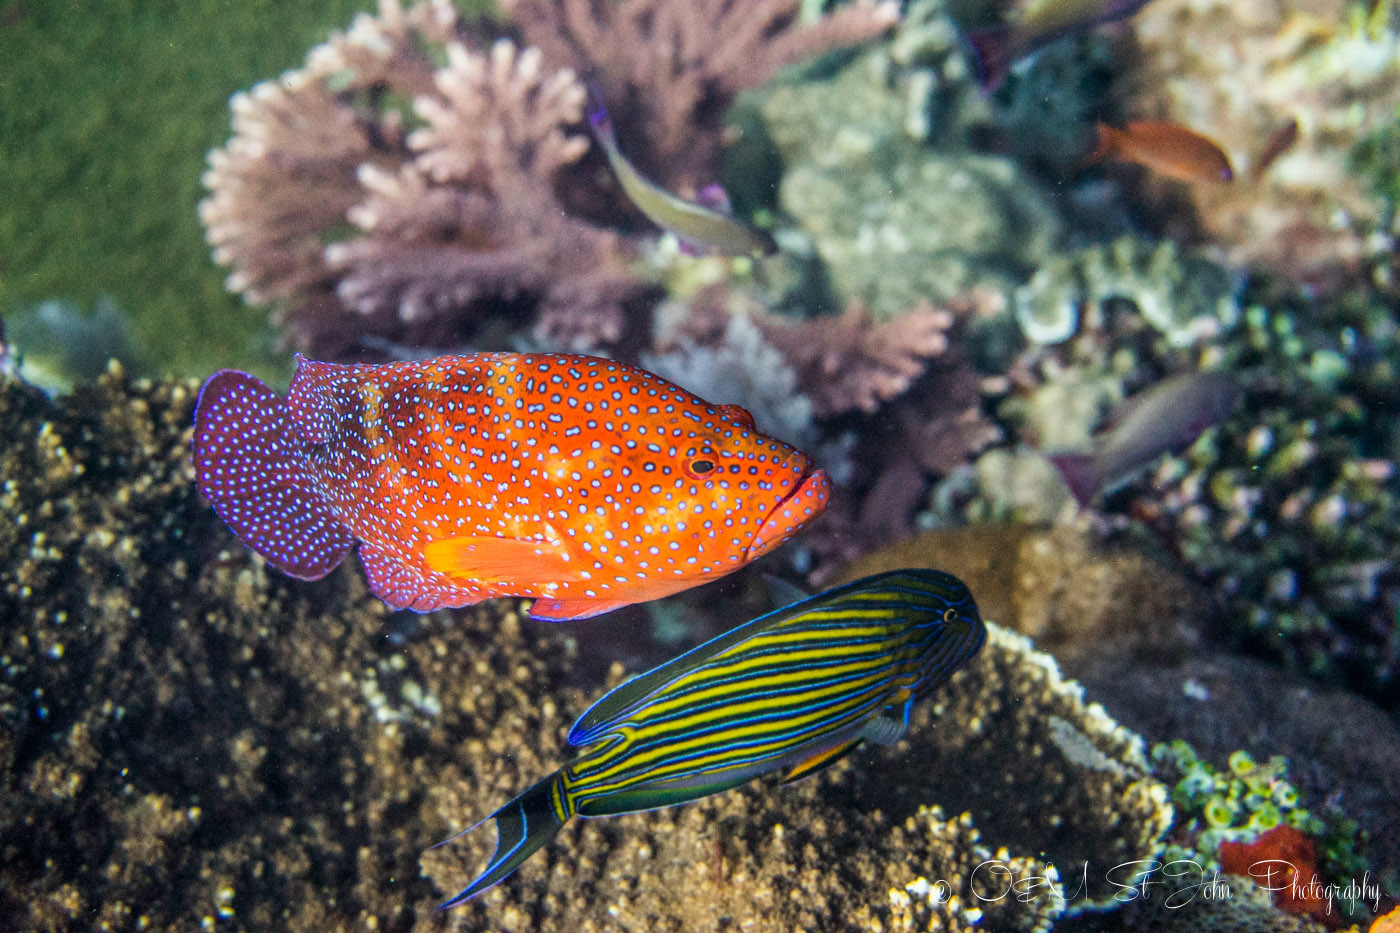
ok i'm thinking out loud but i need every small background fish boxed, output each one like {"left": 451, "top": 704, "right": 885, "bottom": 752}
{"left": 193, "top": 352, "right": 829, "bottom": 620}
{"left": 1089, "top": 121, "right": 1234, "bottom": 184}
{"left": 966, "top": 0, "right": 1156, "bottom": 93}
{"left": 588, "top": 94, "right": 777, "bottom": 258}
{"left": 439, "top": 568, "right": 987, "bottom": 904}
{"left": 1049, "top": 370, "right": 1242, "bottom": 507}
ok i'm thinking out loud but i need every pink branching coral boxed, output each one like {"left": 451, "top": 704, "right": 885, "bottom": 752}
{"left": 324, "top": 40, "right": 639, "bottom": 351}
{"left": 752, "top": 300, "right": 955, "bottom": 416}
{"left": 503, "top": 0, "right": 900, "bottom": 191}
{"left": 201, "top": 1, "right": 640, "bottom": 357}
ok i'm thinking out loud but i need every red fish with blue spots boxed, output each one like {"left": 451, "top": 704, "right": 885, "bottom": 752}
{"left": 192, "top": 353, "right": 830, "bottom": 620}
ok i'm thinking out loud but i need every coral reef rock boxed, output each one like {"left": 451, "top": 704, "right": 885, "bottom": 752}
{"left": 421, "top": 623, "right": 1172, "bottom": 931}
{"left": 755, "top": 46, "right": 1063, "bottom": 319}
{"left": 834, "top": 524, "right": 1208, "bottom": 667}
{"left": 0, "top": 368, "right": 1171, "bottom": 931}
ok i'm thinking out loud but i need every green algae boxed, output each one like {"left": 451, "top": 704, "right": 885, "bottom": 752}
{"left": 0, "top": 0, "right": 379, "bottom": 380}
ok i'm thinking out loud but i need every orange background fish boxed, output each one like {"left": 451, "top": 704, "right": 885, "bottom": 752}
{"left": 1090, "top": 120, "right": 1235, "bottom": 183}
{"left": 193, "top": 353, "right": 830, "bottom": 620}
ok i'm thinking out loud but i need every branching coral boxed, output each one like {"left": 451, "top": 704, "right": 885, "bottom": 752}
{"left": 201, "top": 1, "right": 640, "bottom": 357}
{"left": 753, "top": 299, "right": 954, "bottom": 416}
{"left": 503, "top": 0, "right": 900, "bottom": 191}
{"left": 324, "top": 39, "right": 639, "bottom": 351}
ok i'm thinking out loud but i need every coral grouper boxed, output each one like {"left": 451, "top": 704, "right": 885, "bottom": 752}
{"left": 192, "top": 353, "right": 829, "bottom": 620}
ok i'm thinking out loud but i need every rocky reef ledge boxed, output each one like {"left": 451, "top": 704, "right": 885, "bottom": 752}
{"left": 0, "top": 368, "right": 1170, "bottom": 931}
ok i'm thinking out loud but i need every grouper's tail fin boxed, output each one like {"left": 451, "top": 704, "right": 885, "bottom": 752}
{"left": 438, "top": 771, "right": 572, "bottom": 908}
{"left": 192, "top": 369, "right": 354, "bottom": 580}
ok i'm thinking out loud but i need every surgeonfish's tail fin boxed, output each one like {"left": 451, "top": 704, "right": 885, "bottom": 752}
{"left": 1047, "top": 452, "right": 1099, "bottom": 509}
{"left": 964, "top": 24, "right": 1012, "bottom": 94}
{"left": 438, "top": 771, "right": 573, "bottom": 908}
{"left": 192, "top": 369, "right": 354, "bottom": 580}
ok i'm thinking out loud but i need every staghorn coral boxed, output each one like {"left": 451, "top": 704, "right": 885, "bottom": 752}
{"left": 201, "top": 2, "right": 640, "bottom": 358}
{"left": 503, "top": 0, "right": 900, "bottom": 194}
{"left": 0, "top": 364, "right": 1175, "bottom": 931}
{"left": 324, "top": 39, "right": 640, "bottom": 352}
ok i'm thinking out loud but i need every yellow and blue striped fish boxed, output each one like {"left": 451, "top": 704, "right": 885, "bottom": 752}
{"left": 438, "top": 569, "right": 986, "bottom": 906}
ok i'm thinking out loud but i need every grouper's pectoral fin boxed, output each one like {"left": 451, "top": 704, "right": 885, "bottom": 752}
{"left": 780, "top": 739, "right": 863, "bottom": 785}
{"left": 421, "top": 534, "right": 581, "bottom": 587}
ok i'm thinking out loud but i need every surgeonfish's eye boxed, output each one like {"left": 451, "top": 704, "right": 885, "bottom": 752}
{"left": 686, "top": 458, "right": 717, "bottom": 479}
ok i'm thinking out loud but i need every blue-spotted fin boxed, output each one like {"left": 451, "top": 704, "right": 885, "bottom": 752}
{"left": 437, "top": 568, "right": 986, "bottom": 906}
{"left": 587, "top": 94, "right": 777, "bottom": 258}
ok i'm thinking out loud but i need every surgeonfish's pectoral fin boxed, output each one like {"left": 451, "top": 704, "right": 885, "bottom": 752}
{"left": 761, "top": 573, "right": 812, "bottom": 612}
{"left": 860, "top": 710, "right": 910, "bottom": 747}
{"left": 438, "top": 772, "right": 570, "bottom": 908}
{"left": 780, "top": 739, "right": 864, "bottom": 785}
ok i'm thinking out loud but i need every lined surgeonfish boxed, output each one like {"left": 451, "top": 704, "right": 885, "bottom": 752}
{"left": 437, "top": 569, "right": 987, "bottom": 906}
{"left": 192, "top": 353, "right": 829, "bottom": 620}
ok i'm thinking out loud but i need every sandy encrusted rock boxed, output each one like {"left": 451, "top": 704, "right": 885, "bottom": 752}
{"left": 0, "top": 369, "right": 1170, "bottom": 931}
{"left": 421, "top": 621, "right": 1173, "bottom": 932}
{"left": 834, "top": 524, "right": 1209, "bottom": 667}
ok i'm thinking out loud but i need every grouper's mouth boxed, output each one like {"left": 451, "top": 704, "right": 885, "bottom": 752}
{"left": 746, "top": 466, "right": 831, "bottom": 560}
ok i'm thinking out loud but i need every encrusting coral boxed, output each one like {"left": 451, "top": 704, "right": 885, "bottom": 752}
{"left": 0, "top": 366, "right": 1173, "bottom": 931}
{"left": 420, "top": 622, "right": 1172, "bottom": 932}
{"left": 1123, "top": 0, "right": 1400, "bottom": 289}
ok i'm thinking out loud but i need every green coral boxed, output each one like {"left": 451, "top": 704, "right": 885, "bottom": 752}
{"left": 1151, "top": 741, "right": 1324, "bottom": 866}
{"left": 1150, "top": 740, "right": 1378, "bottom": 923}
{"left": 1167, "top": 296, "right": 1400, "bottom": 696}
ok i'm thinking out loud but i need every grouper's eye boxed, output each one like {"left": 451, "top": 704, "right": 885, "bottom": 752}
{"left": 686, "top": 458, "right": 717, "bottom": 479}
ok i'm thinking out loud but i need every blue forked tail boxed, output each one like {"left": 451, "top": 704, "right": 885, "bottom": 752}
{"left": 192, "top": 369, "right": 354, "bottom": 579}
{"left": 438, "top": 771, "right": 572, "bottom": 907}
